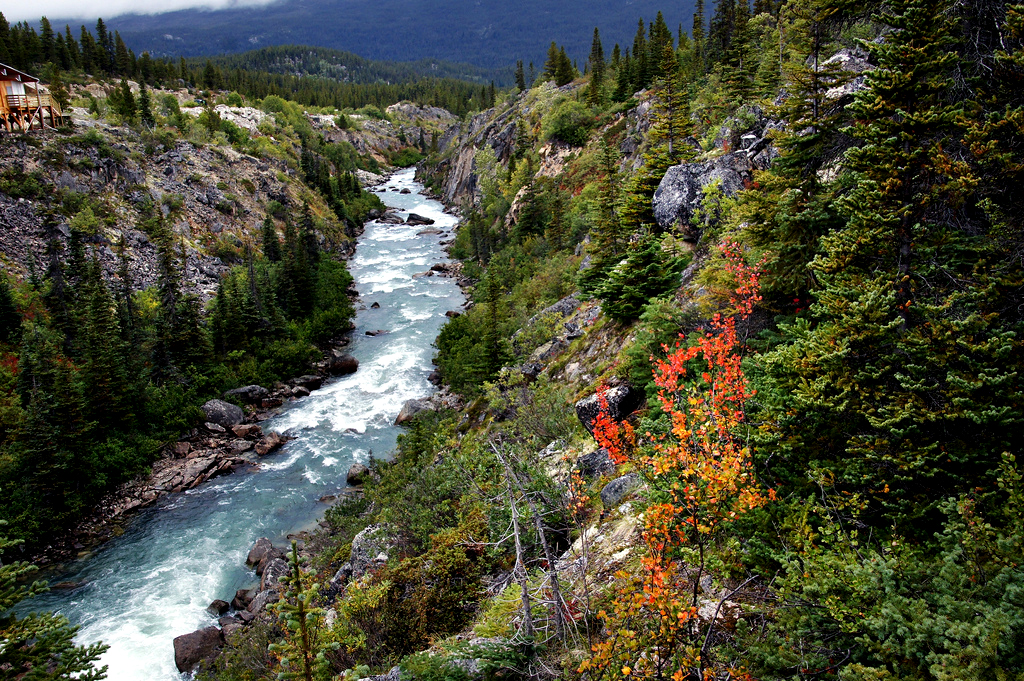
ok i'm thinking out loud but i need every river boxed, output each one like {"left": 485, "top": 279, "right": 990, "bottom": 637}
{"left": 25, "top": 167, "right": 463, "bottom": 680}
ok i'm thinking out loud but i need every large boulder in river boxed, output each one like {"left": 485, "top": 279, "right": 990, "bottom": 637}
{"left": 327, "top": 354, "right": 359, "bottom": 376}
{"left": 201, "top": 399, "right": 245, "bottom": 427}
{"left": 652, "top": 153, "right": 753, "bottom": 238}
{"left": 405, "top": 213, "right": 435, "bottom": 226}
{"left": 173, "top": 626, "right": 224, "bottom": 673}
{"left": 223, "top": 385, "right": 269, "bottom": 404}
{"left": 575, "top": 385, "right": 645, "bottom": 436}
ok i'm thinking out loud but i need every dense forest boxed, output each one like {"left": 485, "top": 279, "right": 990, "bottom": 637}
{"left": 3, "top": 0, "right": 1024, "bottom": 680}
{"left": 81, "top": 0, "right": 695, "bottom": 69}
{"left": 0, "top": 15, "right": 490, "bottom": 113}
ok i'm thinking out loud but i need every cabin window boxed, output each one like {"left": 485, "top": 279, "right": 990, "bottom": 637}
{"left": 5, "top": 82, "right": 25, "bottom": 96}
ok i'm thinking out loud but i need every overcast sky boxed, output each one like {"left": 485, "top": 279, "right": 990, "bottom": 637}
{"left": 4, "top": 0, "right": 278, "bottom": 23}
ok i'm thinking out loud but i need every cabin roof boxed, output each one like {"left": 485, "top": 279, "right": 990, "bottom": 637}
{"left": 0, "top": 63, "right": 40, "bottom": 84}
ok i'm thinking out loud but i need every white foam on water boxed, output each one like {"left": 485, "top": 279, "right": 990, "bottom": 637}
{"left": 25, "top": 166, "right": 465, "bottom": 681}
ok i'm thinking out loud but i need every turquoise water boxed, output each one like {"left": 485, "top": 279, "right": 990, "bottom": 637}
{"left": 26, "top": 168, "right": 462, "bottom": 680}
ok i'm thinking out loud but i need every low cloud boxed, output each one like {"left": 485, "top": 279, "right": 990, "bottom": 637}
{"left": 5, "top": 0, "right": 280, "bottom": 23}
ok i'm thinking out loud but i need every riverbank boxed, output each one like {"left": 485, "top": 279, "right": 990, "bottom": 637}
{"left": 27, "top": 167, "right": 469, "bottom": 681}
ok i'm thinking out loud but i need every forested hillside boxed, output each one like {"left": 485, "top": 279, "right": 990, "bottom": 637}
{"left": 67, "top": 0, "right": 696, "bottom": 70}
{"left": 2, "top": 0, "right": 1023, "bottom": 680}
{"left": 201, "top": 1, "right": 1023, "bottom": 680}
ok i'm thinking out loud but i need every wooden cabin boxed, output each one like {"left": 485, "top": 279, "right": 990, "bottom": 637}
{"left": 0, "top": 63, "right": 65, "bottom": 132}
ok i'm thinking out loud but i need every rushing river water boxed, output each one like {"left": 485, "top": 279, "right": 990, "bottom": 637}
{"left": 26, "top": 168, "right": 463, "bottom": 680}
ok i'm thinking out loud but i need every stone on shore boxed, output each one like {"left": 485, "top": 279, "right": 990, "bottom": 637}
{"left": 173, "top": 626, "right": 224, "bottom": 673}
{"left": 395, "top": 398, "right": 431, "bottom": 425}
{"left": 347, "top": 462, "right": 370, "bottom": 486}
{"left": 255, "top": 431, "right": 284, "bottom": 456}
{"left": 291, "top": 375, "right": 323, "bottom": 391}
{"left": 223, "top": 385, "right": 269, "bottom": 404}
{"left": 246, "top": 537, "right": 274, "bottom": 567}
{"left": 327, "top": 354, "right": 359, "bottom": 375}
{"left": 207, "top": 599, "right": 230, "bottom": 616}
{"left": 201, "top": 399, "right": 245, "bottom": 427}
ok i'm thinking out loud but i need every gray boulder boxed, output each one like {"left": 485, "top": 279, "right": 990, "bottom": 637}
{"left": 246, "top": 537, "right": 274, "bottom": 567}
{"left": 332, "top": 524, "right": 397, "bottom": 584}
{"left": 173, "top": 626, "right": 224, "bottom": 673}
{"left": 207, "top": 599, "right": 230, "bottom": 616}
{"left": 652, "top": 153, "right": 754, "bottom": 238}
{"left": 327, "top": 354, "right": 359, "bottom": 376}
{"left": 576, "top": 448, "right": 615, "bottom": 479}
{"left": 201, "top": 399, "right": 245, "bottom": 427}
{"left": 575, "top": 385, "right": 645, "bottom": 436}
{"left": 600, "top": 473, "right": 641, "bottom": 507}
{"left": 260, "top": 558, "right": 289, "bottom": 592}
{"left": 347, "top": 462, "right": 370, "bottom": 486}
{"left": 223, "top": 385, "right": 269, "bottom": 404}
{"left": 406, "top": 213, "right": 435, "bottom": 226}
{"left": 395, "top": 398, "right": 432, "bottom": 425}
{"left": 291, "top": 375, "right": 323, "bottom": 391}
{"left": 246, "top": 589, "right": 278, "bottom": 614}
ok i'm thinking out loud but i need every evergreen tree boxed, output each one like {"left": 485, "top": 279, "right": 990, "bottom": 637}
{"left": 515, "top": 60, "right": 526, "bottom": 91}
{"left": 757, "top": 0, "right": 1024, "bottom": 530}
{"left": 39, "top": 16, "right": 54, "bottom": 63}
{"left": 542, "top": 42, "right": 559, "bottom": 81}
{"left": 554, "top": 46, "right": 575, "bottom": 86}
{"left": 587, "top": 27, "right": 606, "bottom": 106}
{"left": 262, "top": 215, "right": 282, "bottom": 262}
{"left": 138, "top": 83, "right": 154, "bottom": 127}
{"left": 0, "top": 532, "right": 108, "bottom": 680}
{"left": 598, "top": 231, "right": 683, "bottom": 321}
{"left": 0, "top": 275, "right": 20, "bottom": 344}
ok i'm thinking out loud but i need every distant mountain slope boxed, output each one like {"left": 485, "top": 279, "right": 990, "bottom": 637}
{"left": 81, "top": 0, "right": 695, "bottom": 70}
{"left": 196, "top": 45, "right": 504, "bottom": 85}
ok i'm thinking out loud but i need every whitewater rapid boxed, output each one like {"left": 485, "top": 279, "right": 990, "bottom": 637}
{"left": 26, "top": 168, "right": 463, "bottom": 680}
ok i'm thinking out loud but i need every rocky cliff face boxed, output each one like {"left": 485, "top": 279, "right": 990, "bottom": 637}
{"left": 0, "top": 105, "right": 359, "bottom": 298}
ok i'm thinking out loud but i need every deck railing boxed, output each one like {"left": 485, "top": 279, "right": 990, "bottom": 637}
{"left": 2, "top": 92, "right": 61, "bottom": 115}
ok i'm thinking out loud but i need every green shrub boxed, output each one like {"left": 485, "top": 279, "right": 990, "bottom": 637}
{"left": 542, "top": 99, "right": 594, "bottom": 147}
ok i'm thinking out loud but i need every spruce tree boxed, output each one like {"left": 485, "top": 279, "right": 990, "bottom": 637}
{"left": 0, "top": 275, "right": 20, "bottom": 344}
{"left": 515, "top": 60, "right": 526, "bottom": 91}
{"left": 0, "top": 532, "right": 108, "bottom": 680}
{"left": 587, "top": 27, "right": 605, "bottom": 106}
{"left": 262, "top": 215, "right": 282, "bottom": 262}
{"left": 598, "top": 232, "right": 683, "bottom": 321}
{"left": 757, "top": 0, "right": 1024, "bottom": 531}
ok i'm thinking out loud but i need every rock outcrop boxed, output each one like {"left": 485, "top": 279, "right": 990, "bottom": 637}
{"left": 201, "top": 399, "right": 245, "bottom": 427}
{"left": 575, "top": 385, "right": 645, "bottom": 436}
{"left": 173, "top": 626, "right": 224, "bottom": 673}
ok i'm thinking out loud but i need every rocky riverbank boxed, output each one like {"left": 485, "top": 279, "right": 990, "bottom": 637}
{"left": 28, "top": 353, "right": 361, "bottom": 569}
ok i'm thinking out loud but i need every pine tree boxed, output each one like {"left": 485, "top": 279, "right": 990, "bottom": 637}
{"left": 138, "top": 83, "right": 154, "bottom": 127}
{"left": 587, "top": 27, "right": 605, "bottom": 105}
{"left": 758, "top": 0, "right": 1024, "bottom": 530}
{"left": 0, "top": 532, "right": 108, "bottom": 680}
{"left": 267, "top": 542, "right": 337, "bottom": 681}
{"left": 0, "top": 275, "right": 20, "bottom": 344}
{"left": 598, "top": 231, "right": 683, "bottom": 321}
{"left": 554, "top": 46, "right": 575, "bottom": 86}
{"left": 739, "top": 0, "right": 853, "bottom": 301}
{"left": 515, "top": 60, "right": 526, "bottom": 91}
{"left": 649, "top": 44, "right": 693, "bottom": 164}
{"left": 543, "top": 42, "right": 560, "bottom": 81}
